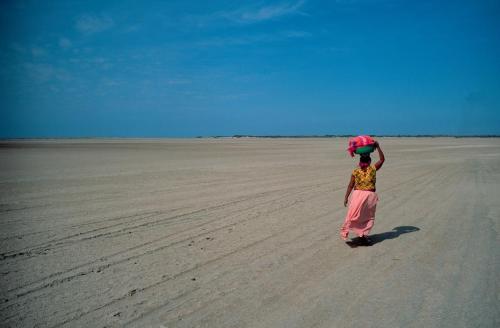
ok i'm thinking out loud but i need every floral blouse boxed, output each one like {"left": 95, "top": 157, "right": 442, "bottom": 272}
{"left": 353, "top": 165, "right": 376, "bottom": 190}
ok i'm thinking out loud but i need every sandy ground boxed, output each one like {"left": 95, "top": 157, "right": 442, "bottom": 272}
{"left": 0, "top": 137, "right": 499, "bottom": 328}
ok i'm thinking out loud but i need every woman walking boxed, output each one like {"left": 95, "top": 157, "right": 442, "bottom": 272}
{"left": 341, "top": 141, "right": 385, "bottom": 244}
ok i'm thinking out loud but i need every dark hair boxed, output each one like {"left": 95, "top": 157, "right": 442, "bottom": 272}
{"left": 359, "top": 154, "right": 372, "bottom": 163}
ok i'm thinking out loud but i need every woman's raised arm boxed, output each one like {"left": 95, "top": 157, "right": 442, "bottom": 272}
{"left": 374, "top": 141, "right": 385, "bottom": 170}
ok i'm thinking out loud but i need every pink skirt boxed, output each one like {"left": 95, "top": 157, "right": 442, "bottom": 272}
{"left": 341, "top": 190, "right": 378, "bottom": 240}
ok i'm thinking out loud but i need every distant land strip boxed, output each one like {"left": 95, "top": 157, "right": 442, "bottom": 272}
{"left": 1, "top": 135, "right": 500, "bottom": 140}
{"left": 205, "top": 135, "right": 500, "bottom": 138}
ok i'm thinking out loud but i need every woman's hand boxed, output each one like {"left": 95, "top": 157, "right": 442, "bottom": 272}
{"left": 374, "top": 141, "right": 379, "bottom": 148}
{"left": 344, "top": 198, "right": 348, "bottom": 207}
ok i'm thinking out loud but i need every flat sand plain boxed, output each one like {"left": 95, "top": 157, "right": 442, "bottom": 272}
{"left": 0, "top": 138, "right": 499, "bottom": 328}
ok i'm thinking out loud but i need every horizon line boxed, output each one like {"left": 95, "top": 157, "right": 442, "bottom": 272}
{"left": 1, "top": 134, "right": 500, "bottom": 140}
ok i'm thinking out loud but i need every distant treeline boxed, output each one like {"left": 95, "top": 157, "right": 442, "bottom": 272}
{"left": 198, "top": 134, "right": 500, "bottom": 139}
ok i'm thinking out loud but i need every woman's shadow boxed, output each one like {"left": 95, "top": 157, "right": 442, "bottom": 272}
{"left": 346, "top": 226, "right": 420, "bottom": 248}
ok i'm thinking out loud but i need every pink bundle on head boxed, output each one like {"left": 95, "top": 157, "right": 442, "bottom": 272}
{"left": 347, "top": 135, "right": 375, "bottom": 157}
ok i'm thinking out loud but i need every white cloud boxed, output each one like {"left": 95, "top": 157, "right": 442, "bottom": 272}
{"left": 23, "top": 63, "right": 71, "bottom": 83}
{"left": 30, "top": 46, "right": 47, "bottom": 57}
{"left": 68, "top": 56, "right": 113, "bottom": 70}
{"left": 75, "top": 14, "right": 114, "bottom": 35}
{"left": 167, "top": 79, "right": 191, "bottom": 85}
{"left": 198, "top": 30, "right": 311, "bottom": 47}
{"left": 100, "top": 78, "right": 122, "bottom": 87}
{"left": 23, "top": 63, "right": 54, "bottom": 82}
{"left": 223, "top": 0, "right": 308, "bottom": 24}
{"left": 190, "top": 1, "right": 308, "bottom": 27}
{"left": 283, "top": 30, "right": 312, "bottom": 38}
{"left": 59, "top": 37, "right": 72, "bottom": 49}
{"left": 123, "top": 24, "right": 141, "bottom": 33}
{"left": 10, "top": 43, "right": 26, "bottom": 54}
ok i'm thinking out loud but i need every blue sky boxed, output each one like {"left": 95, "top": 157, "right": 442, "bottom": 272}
{"left": 1, "top": 0, "right": 499, "bottom": 137}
